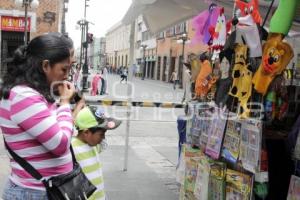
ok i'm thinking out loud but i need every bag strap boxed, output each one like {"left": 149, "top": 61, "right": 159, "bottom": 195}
{"left": 3, "top": 138, "right": 77, "bottom": 181}
{"left": 4, "top": 139, "right": 43, "bottom": 180}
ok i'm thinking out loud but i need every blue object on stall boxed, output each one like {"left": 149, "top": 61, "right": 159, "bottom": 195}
{"left": 177, "top": 115, "right": 187, "bottom": 161}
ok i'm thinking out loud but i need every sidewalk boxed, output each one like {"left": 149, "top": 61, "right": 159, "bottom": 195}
{"left": 102, "top": 145, "right": 178, "bottom": 200}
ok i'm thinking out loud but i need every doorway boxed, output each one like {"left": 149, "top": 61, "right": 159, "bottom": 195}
{"left": 1, "top": 31, "right": 25, "bottom": 76}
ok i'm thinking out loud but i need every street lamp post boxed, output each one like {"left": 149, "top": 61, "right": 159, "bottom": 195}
{"left": 15, "top": 0, "right": 39, "bottom": 45}
{"left": 140, "top": 44, "right": 147, "bottom": 80}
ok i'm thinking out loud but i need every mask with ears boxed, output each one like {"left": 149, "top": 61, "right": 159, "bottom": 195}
{"left": 252, "top": 33, "right": 294, "bottom": 96}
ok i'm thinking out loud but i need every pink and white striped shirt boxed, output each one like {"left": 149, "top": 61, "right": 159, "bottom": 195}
{"left": 0, "top": 85, "right": 74, "bottom": 190}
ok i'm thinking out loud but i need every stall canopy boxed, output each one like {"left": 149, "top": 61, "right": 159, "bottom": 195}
{"left": 122, "top": 0, "right": 300, "bottom": 34}
{"left": 122, "top": 0, "right": 213, "bottom": 34}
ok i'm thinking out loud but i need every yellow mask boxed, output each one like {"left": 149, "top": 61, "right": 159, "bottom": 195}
{"left": 229, "top": 44, "right": 252, "bottom": 118}
{"left": 252, "top": 33, "right": 294, "bottom": 95}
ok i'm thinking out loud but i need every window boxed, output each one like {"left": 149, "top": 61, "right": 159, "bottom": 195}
{"left": 175, "top": 22, "right": 186, "bottom": 35}
{"left": 157, "top": 32, "right": 165, "bottom": 40}
{"left": 142, "top": 31, "right": 152, "bottom": 41}
{"left": 166, "top": 27, "right": 175, "bottom": 37}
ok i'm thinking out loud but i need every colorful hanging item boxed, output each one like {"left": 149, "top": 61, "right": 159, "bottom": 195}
{"left": 205, "top": 107, "right": 228, "bottom": 160}
{"left": 252, "top": 33, "right": 294, "bottom": 95}
{"left": 211, "top": 7, "right": 227, "bottom": 61}
{"left": 191, "top": 3, "right": 220, "bottom": 45}
{"left": 229, "top": 44, "right": 252, "bottom": 118}
{"left": 221, "top": 118, "right": 242, "bottom": 164}
{"left": 195, "top": 57, "right": 217, "bottom": 99}
{"left": 239, "top": 119, "right": 262, "bottom": 173}
{"left": 234, "top": 0, "right": 262, "bottom": 57}
{"left": 269, "top": 0, "right": 300, "bottom": 35}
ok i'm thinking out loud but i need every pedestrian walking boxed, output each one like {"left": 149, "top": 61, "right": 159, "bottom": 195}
{"left": 72, "top": 106, "right": 121, "bottom": 200}
{"left": 170, "top": 71, "right": 179, "bottom": 90}
{"left": 120, "top": 68, "right": 128, "bottom": 83}
{"left": 182, "top": 64, "right": 192, "bottom": 103}
{"left": 91, "top": 72, "right": 101, "bottom": 96}
{"left": 0, "top": 33, "right": 86, "bottom": 200}
{"left": 101, "top": 67, "right": 108, "bottom": 94}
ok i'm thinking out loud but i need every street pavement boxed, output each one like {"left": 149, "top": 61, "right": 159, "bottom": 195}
{"left": 0, "top": 74, "right": 185, "bottom": 200}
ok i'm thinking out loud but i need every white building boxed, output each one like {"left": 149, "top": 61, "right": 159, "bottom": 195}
{"left": 106, "top": 22, "right": 131, "bottom": 70}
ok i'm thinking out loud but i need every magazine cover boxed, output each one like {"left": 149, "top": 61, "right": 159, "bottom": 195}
{"left": 239, "top": 119, "right": 262, "bottom": 173}
{"left": 184, "top": 148, "right": 203, "bottom": 193}
{"left": 199, "top": 109, "right": 213, "bottom": 151}
{"left": 208, "top": 161, "right": 226, "bottom": 200}
{"left": 194, "top": 155, "right": 210, "bottom": 200}
{"left": 287, "top": 175, "right": 300, "bottom": 200}
{"left": 221, "top": 118, "right": 242, "bottom": 163}
{"left": 225, "top": 169, "right": 252, "bottom": 200}
{"left": 206, "top": 107, "right": 228, "bottom": 159}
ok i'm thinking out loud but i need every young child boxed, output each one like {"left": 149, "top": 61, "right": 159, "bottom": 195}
{"left": 72, "top": 106, "right": 121, "bottom": 200}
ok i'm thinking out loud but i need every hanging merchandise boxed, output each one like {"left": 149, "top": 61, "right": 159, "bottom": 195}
{"left": 225, "top": 169, "right": 253, "bottom": 200}
{"left": 269, "top": 0, "right": 299, "bottom": 36}
{"left": 191, "top": 3, "right": 220, "bottom": 46}
{"left": 264, "top": 75, "right": 289, "bottom": 125}
{"left": 205, "top": 107, "right": 228, "bottom": 160}
{"left": 234, "top": 0, "right": 263, "bottom": 58}
{"left": 208, "top": 161, "right": 226, "bottom": 200}
{"left": 229, "top": 44, "right": 252, "bottom": 118}
{"left": 215, "top": 50, "right": 234, "bottom": 107}
{"left": 211, "top": 8, "right": 227, "bottom": 61}
{"left": 198, "top": 110, "right": 213, "bottom": 152}
{"left": 195, "top": 53, "right": 217, "bottom": 100}
{"left": 287, "top": 175, "right": 300, "bottom": 200}
{"left": 252, "top": 33, "right": 294, "bottom": 95}
{"left": 221, "top": 118, "right": 242, "bottom": 164}
{"left": 239, "top": 119, "right": 262, "bottom": 173}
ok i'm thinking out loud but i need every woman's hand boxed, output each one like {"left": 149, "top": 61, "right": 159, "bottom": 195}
{"left": 58, "top": 81, "right": 75, "bottom": 105}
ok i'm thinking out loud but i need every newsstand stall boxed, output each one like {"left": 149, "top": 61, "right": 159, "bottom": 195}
{"left": 176, "top": 1, "right": 300, "bottom": 199}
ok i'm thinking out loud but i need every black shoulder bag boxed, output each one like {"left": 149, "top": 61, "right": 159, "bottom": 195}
{"left": 4, "top": 141, "right": 96, "bottom": 200}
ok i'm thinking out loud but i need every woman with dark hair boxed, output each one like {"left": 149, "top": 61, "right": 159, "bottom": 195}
{"left": 0, "top": 33, "right": 82, "bottom": 200}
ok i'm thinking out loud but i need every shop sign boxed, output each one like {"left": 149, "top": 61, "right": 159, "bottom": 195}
{"left": 1, "top": 16, "right": 31, "bottom": 32}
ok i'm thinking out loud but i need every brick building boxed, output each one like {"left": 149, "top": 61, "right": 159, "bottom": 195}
{"left": 0, "top": 0, "right": 65, "bottom": 76}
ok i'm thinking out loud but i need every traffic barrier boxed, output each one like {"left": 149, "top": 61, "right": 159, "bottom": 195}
{"left": 86, "top": 99, "right": 184, "bottom": 108}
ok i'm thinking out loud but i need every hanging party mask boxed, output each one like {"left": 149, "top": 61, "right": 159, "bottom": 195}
{"left": 235, "top": 0, "right": 262, "bottom": 24}
{"left": 229, "top": 44, "right": 252, "bottom": 118}
{"left": 252, "top": 33, "right": 294, "bottom": 95}
{"left": 211, "top": 7, "right": 227, "bottom": 61}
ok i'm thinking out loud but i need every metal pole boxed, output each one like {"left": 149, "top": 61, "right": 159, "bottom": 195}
{"left": 79, "top": 21, "right": 84, "bottom": 72}
{"left": 142, "top": 46, "right": 146, "bottom": 80}
{"left": 24, "top": 0, "right": 29, "bottom": 45}
{"left": 82, "top": 22, "right": 89, "bottom": 91}
{"left": 123, "top": 21, "right": 135, "bottom": 171}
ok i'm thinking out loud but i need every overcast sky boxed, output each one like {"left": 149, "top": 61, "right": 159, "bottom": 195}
{"left": 66, "top": 0, "right": 132, "bottom": 49}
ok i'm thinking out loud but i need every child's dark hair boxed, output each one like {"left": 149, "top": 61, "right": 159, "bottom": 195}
{"left": 78, "top": 127, "right": 106, "bottom": 134}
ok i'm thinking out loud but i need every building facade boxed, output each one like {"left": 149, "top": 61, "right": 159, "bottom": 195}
{"left": 89, "top": 37, "right": 106, "bottom": 71}
{"left": 155, "top": 20, "right": 207, "bottom": 84}
{"left": 0, "top": 0, "right": 65, "bottom": 76}
{"left": 105, "top": 21, "right": 130, "bottom": 70}
{"left": 134, "top": 15, "right": 157, "bottom": 79}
